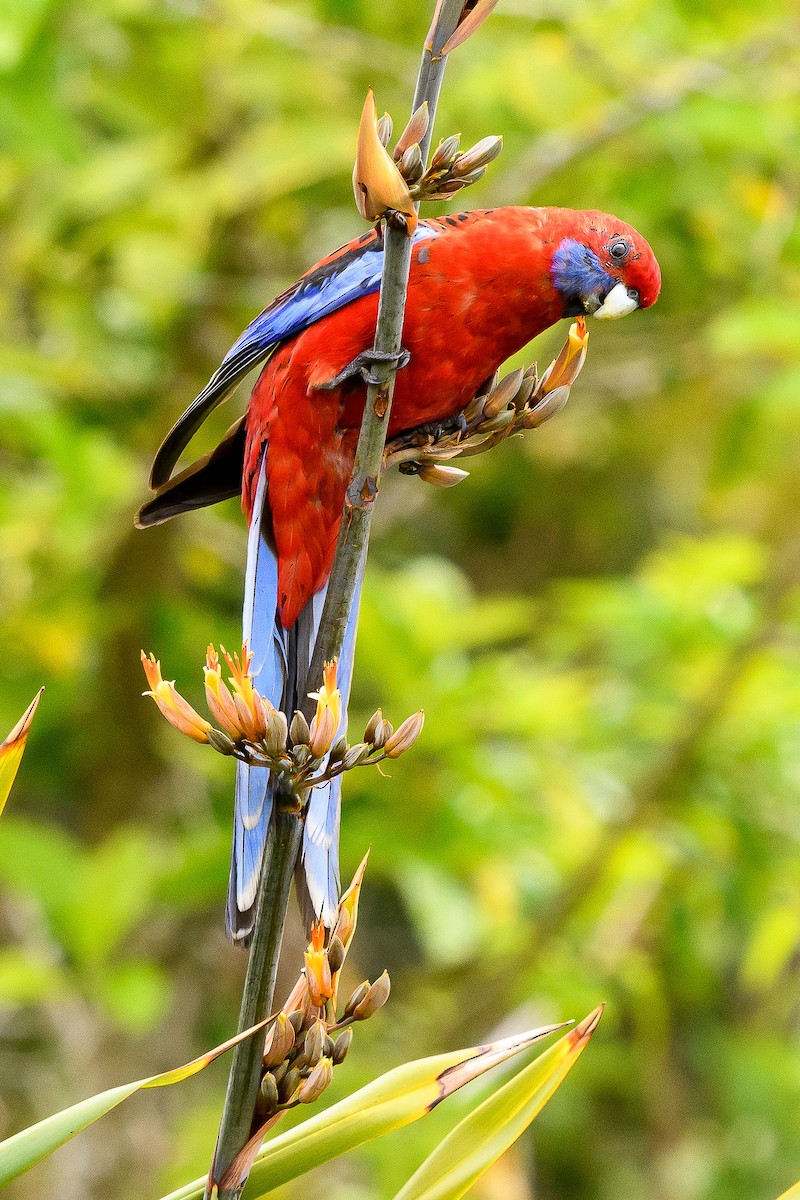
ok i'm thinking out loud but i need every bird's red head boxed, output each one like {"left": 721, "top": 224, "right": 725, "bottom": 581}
{"left": 548, "top": 209, "right": 661, "bottom": 321}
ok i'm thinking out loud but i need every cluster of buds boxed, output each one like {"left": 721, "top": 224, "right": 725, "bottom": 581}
{"left": 384, "top": 316, "right": 590, "bottom": 487}
{"left": 353, "top": 88, "right": 502, "bottom": 234}
{"left": 141, "top": 649, "right": 424, "bottom": 799}
{"left": 387, "top": 112, "right": 503, "bottom": 204}
{"left": 254, "top": 859, "right": 389, "bottom": 1128}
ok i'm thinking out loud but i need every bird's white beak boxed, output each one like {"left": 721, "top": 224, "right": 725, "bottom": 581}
{"left": 593, "top": 282, "right": 639, "bottom": 321}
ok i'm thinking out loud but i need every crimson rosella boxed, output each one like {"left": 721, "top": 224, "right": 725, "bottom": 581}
{"left": 138, "top": 205, "right": 661, "bottom": 942}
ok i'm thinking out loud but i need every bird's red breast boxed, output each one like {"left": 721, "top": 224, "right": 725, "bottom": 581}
{"left": 244, "top": 206, "right": 659, "bottom": 627}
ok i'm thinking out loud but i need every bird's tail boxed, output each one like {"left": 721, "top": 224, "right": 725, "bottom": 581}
{"left": 226, "top": 455, "right": 362, "bottom": 944}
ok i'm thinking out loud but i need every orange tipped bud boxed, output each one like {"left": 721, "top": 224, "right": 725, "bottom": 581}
{"left": 204, "top": 645, "right": 242, "bottom": 740}
{"left": 383, "top": 710, "right": 425, "bottom": 757}
{"left": 539, "top": 318, "right": 589, "bottom": 394}
{"left": 304, "top": 921, "right": 333, "bottom": 1007}
{"left": 141, "top": 652, "right": 211, "bottom": 744}
{"left": 353, "top": 89, "right": 417, "bottom": 232}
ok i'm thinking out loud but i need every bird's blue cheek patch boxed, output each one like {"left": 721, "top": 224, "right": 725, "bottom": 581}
{"left": 551, "top": 238, "right": 614, "bottom": 300}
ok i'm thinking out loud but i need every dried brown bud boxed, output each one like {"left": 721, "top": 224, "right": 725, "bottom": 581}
{"left": 352, "top": 971, "right": 391, "bottom": 1020}
{"left": 363, "top": 710, "right": 383, "bottom": 744}
{"left": 452, "top": 135, "right": 503, "bottom": 177}
{"left": 297, "top": 1057, "right": 333, "bottom": 1104}
{"left": 259, "top": 1072, "right": 280, "bottom": 1113}
{"left": 332, "top": 1027, "right": 353, "bottom": 1064}
{"left": 344, "top": 981, "right": 370, "bottom": 1017}
{"left": 394, "top": 102, "right": 429, "bottom": 160}
{"left": 263, "top": 1012, "right": 295, "bottom": 1068}
{"left": 290, "top": 710, "right": 310, "bottom": 746}
{"left": 383, "top": 710, "right": 425, "bottom": 758}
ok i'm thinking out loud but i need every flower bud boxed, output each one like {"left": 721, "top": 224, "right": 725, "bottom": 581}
{"left": 400, "top": 143, "right": 424, "bottom": 183}
{"left": 430, "top": 134, "right": 461, "bottom": 171}
{"left": 376, "top": 112, "right": 393, "bottom": 147}
{"left": 288, "top": 1009, "right": 306, "bottom": 1035}
{"left": 279, "top": 1065, "right": 302, "bottom": 1104}
{"left": 262, "top": 705, "right": 288, "bottom": 758}
{"left": 418, "top": 464, "right": 470, "bottom": 488}
{"left": 343, "top": 742, "right": 372, "bottom": 769}
{"left": 206, "top": 728, "right": 237, "bottom": 755}
{"left": 483, "top": 367, "right": 524, "bottom": 419}
{"left": 290, "top": 710, "right": 310, "bottom": 746}
{"left": 263, "top": 1012, "right": 295, "bottom": 1068}
{"left": 300, "top": 1020, "right": 326, "bottom": 1069}
{"left": 332, "top": 1028, "right": 353, "bottom": 1065}
{"left": 297, "top": 1057, "right": 333, "bottom": 1104}
{"left": 363, "top": 710, "right": 383, "bottom": 744}
{"left": 327, "top": 935, "right": 346, "bottom": 974}
{"left": 308, "top": 704, "right": 338, "bottom": 759}
{"left": 383, "top": 710, "right": 425, "bottom": 758}
{"left": 522, "top": 385, "right": 570, "bottom": 429}
{"left": 352, "top": 971, "right": 391, "bottom": 1020}
{"left": 344, "top": 981, "right": 370, "bottom": 1017}
{"left": 452, "top": 135, "right": 503, "bottom": 177}
{"left": 394, "top": 102, "right": 429, "bottom": 159}
{"left": 328, "top": 735, "right": 348, "bottom": 762}
{"left": 259, "top": 1072, "right": 280, "bottom": 1113}
{"left": 304, "top": 921, "right": 333, "bottom": 1006}
{"left": 371, "top": 718, "right": 393, "bottom": 750}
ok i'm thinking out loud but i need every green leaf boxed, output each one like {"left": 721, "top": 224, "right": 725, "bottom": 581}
{"left": 158, "top": 1021, "right": 566, "bottom": 1200}
{"left": 0, "top": 690, "right": 42, "bottom": 815}
{"left": 390, "top": 1006, "right": 603, "bottom": 1200}
{"left": 0, "top": 1017, "right": 271, "bottom": 1187}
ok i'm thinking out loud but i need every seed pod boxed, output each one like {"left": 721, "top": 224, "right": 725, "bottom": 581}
{"left": 377, "top": 113, "right": 393, "bottom": 147}
{"left": 400, "top": 143, "right": 424, "bottom": 183}
{"left": 332, "top": 1028, "right": 353, "bottom": 1065}
{"left": 452, "top": 135, "right": 503, "bottom": 176}
{"left": 363, "top": 710, "right": 383, "bottom": 744}
{"left": 522, "top": 385, "right": 570, "bottom": 429}
{"left": 353, "top": 971, "right": 391, "bottom": 1020}
{"left": 430, "top": 134, "right": 461, "bottom": 170}
{"left": 383, "top": 710, "right": 425, "bottom": 758}
{"left": 344, "top": 981, "right": 370, "bottom": 1017}
{"left": 297, "top": 1057, "right": 333, "bottom": 1104}
{"left": 263, "top": 1012, "right": 295, "bottom": 1068}
{"left": 290, "top": 710, "right": 310, "bottom": 746}
{"left": 394, "top": 101, "right": 429, "bottom": 159}
{"left": 288, "top": 1009, "right": 306, "bottom": 1035}
{"left": 327, "top": 935, "right": 346, "bottom": 974}
{"left": 259, "top": 1072, "right": 280, "bottom": 1113}
{"left": 418, "top": 464, "right": 470, "bottom": 488}
{"left": 483, "top": 368, "right": 525, "bottom": 419}
{"left": 206, "top": 728, "right": 237, "bottom": 755}
{"left": 279, "top": 1065, "right": 302, "bottom": 1104}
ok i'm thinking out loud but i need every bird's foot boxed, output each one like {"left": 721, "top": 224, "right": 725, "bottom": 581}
{"left": 316, "top": 347, "right": 411, "bottom": 390}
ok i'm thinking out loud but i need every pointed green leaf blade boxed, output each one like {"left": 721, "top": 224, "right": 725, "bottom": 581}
{"left": 158, "top": 1022, "right": 567, "bottom": 1200}
{"left": 0, "top": 691, "right": 43, "bottom": 815}
{"left": 390, "top": 1005, "right": 603, "bottom": 1200}
{"left": 0, "top": 1017, "right": 270, "bottom": 1186}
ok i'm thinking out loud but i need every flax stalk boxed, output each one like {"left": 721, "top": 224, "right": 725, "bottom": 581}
{"left": 207, "top": 3, "right": 469, "bottom": 1197}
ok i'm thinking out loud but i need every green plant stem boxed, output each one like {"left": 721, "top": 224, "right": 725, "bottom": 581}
{"left": 207, "top": 3, "right": 468, "bottom": 1196}
{"left": 304, "top": 0, "right": 466, "bottom": 706}
{"left": 205, "top": 804, "right": 301, "bottom": 1200}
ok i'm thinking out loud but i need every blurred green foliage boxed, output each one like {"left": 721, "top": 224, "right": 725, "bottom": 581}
{"left": 1, "top": 1, "right": 800, "bottom": 1198}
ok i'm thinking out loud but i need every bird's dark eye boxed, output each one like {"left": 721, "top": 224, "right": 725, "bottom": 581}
{"left": 609, "top": 238, "right": 629, "bottom": 261}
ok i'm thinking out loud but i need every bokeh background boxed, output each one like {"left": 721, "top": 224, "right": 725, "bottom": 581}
{"left": 1, "top": 1, "right": 800, "bottom": 1197}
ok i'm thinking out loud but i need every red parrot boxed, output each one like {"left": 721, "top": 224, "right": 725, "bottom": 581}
{"left": 138, "top": 205, "right": 661, "bottom": 942}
